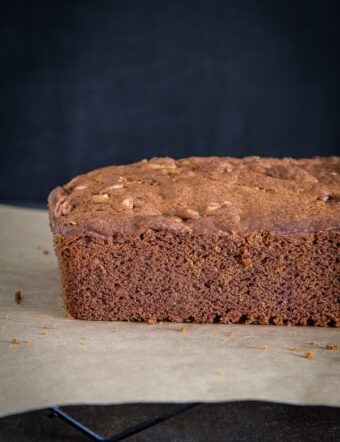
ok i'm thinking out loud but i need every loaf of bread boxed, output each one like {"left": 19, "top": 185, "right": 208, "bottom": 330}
{"left": 48, "top": 156, "right": 340, "bottom": 326}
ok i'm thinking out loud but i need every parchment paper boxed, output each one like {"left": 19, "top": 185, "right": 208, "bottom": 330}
{"left": 0, "top": 204, "right": 339, "bottom": 417}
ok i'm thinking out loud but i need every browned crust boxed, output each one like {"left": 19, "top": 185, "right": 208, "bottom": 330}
{"left": 48, "top": 156, "right": 340, "bottom": 237}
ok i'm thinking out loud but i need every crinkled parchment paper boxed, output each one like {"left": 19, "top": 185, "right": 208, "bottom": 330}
{"left": 0, "top": 204, "right": 339, "bottom": 417}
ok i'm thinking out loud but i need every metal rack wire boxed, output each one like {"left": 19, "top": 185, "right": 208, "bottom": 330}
{"left": 48, "top": 403, "right": 200, "bottom": 441}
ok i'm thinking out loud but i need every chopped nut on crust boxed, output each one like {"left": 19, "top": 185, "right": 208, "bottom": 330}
{"left": 146, "top": 163, "right": 167, "bottom": 169}
{"left": 15, "top": 291, "right": 22, "bottom": 304}
{"left": 54, "top": 197, "right": 73, "bottom": 217}
{"left": 147, "top": 160, "right": 177, "bottom": 170}
{"left": 206, "top": 203, "right": 221, "bottom": 214}
{"left": 92, "top": 194, "right": 109, "bottom": 203}
{"left": 105, "top": 184, "right": 124, "bottom": 190}
{"left": 183, "top": 208, "right": 200, "bottom": 220}
{"left": 166, "top": 216, "right": 183, "bottom": 224}
{"left": 122, "top": 198, "right": 134, "bottom": 209}
{"left": 74, "top": 184, "right": 87, "bottom": 191}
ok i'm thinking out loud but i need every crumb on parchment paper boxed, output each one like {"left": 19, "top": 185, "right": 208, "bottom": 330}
{"left": 15, "top": 291, "right": 22, "bottom": 304}
{"left": 43, "top": 250, "right": 49, "bottom": 255}
{"left": 147, "top": 319, "right": 156, "bottom": 325}
{"left": 305, "top": 351, "right": 314, "bottom": 360}
{"left": 214, "top": 370, "right": 224, "bottom": 376}
{"left": 326, "top": 344, "right": 340, "bottom": 351}
{"left": 39, "top": 324, "right": 59, "bottom": 330}
{"left": 66, "top": 313, "right": 73, "bottom": 320}
{"left": 180, "top": 326, "right": 189, "bottom": 333}
{"left": 247, "top": 343, "right": 269, "bottom": 351}
{"left": 11, "top": 338, "right": 20, "bottom": 345}
{"left": 306, "top": 341, "right": 320, "bottom": 347}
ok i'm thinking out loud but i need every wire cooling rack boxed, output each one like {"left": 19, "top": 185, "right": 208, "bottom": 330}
{"left": 48, "top": 403, "right": 200, "bottom": 441}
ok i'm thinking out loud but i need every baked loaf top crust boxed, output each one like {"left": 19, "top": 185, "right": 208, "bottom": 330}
{"left": 48, "top": 156, "right": 340, "bottom": 237}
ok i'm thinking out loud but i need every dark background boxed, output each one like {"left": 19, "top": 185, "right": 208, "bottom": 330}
{"left": 1, "top": 0, "right": 340, "bottom": 203}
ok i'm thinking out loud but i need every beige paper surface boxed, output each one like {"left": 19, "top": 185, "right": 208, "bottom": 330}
{"left": 0, "top": 204, "right": 339, "bottom": 417}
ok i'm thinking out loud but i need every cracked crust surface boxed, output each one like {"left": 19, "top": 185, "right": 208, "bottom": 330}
{"left": 48, "top": 156, "right": 340, "bottom": 237}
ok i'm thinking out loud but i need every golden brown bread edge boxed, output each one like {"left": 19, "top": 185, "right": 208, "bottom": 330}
{"left": 48, "top": 156, "right": 340, "bottom": 325}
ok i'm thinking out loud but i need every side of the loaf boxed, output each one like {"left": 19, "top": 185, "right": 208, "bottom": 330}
{"left": 53, "top": 229, "right": 340, "bottom": 326}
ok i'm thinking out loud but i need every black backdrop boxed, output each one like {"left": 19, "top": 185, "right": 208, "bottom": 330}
{"left": 1, "top": 0, "right": 339, "bottom": 203}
